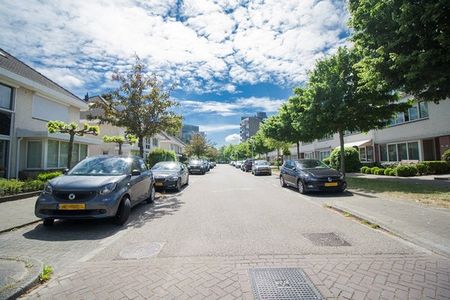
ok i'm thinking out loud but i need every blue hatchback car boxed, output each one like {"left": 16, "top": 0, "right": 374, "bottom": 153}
{"left": 35, "top": 155, "right": 155, "bottom": 226}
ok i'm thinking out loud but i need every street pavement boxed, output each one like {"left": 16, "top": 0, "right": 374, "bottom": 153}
{"left": 0, "top": 165, "right": 449, "bottom": 299}
{"left": 0, "top": 197, "right": 39, "bottom": 232}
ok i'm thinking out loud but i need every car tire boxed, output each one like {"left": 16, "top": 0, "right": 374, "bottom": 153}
{"left": 280, "top": 176, "right": 287, "bottom": 187}
{"left": 175, "top": 179, "right": 181, "bottom": 192}
{"left": 186, "top": 175, "right": 189, "bottom": 186}
{"left": 146, "top": 185, "right": 155, "bottom": 204}
{"left": 43, "top": 218, "right": 54, "bottom": 227}
{"left": 297, "top": 180, "right": 306, "bottom": 194}
{"left": 113, "top": 197, "right": 131, "bottom": 226}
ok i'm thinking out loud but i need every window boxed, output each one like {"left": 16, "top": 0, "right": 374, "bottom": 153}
{"left": 0, "top": 140, "right": 8, "bottom": 178}
{"left": 408, "top": 142, "right": 420, "bottom": 160}
{"left": 388, "top": 144, "right": 397, "bottom": 161}
{"left": 60, "top": 142, "right": 69, "bottom": 168}
{"left": 367, "top": 146, "right": 374, "bottom": 161}
{"left": 318, "top": 150, "right": 330, "bottom": 161}
{"left": 0, "top": 111, "right": 11, "bottom": 136}
{"left": 72, "top": 144, "right": 80, "bottom": 165}
{"left": 27, "top": 141, "right": 42, "bottom": 168}
{"left": 406, "top": 106, "right": 418, "bottom": 122}
{"left": 359, "top": 148, "right": 366, "bottom": 161}
{"left": 80, "top": 144, "right": 88, "bottom": 160}
{"left": 0, "top": 84, "right": 13, "bottom": 110}
{"left": 419, "top": 102, "right": 429, "bottom": 118}
{"left": 398, "top": 143, "right": 408, "bottom": 161}
{"left": 152, "top": 138, "right": 159, "bottom": 147}
{"left": 379, "top": 144, "right": 387, "bottom": 161}
{"left": 145, "top": 138, "right": 151, "bottom": 150}
{"left": 304, "top": 152, "right": 314, "bottom": 159}
{"left": 47, "top": 140, "right": 59, "bottom": 168}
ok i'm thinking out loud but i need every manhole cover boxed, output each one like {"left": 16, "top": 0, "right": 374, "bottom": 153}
{"left": 303, "top": 232, "right": 350, "bottom": 247}
{"left": 118, "top": 242, "right": 164, "bottom": 259}
{"left": 250, "top": 268, "right": 323, "bottom": 300}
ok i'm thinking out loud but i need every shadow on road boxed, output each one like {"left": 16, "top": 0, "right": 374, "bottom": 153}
{"left": 284, "top": 186, "right": 355, "bottom": 198}
{"left": 22, "top": 194, "right": 184, "bottom": 242}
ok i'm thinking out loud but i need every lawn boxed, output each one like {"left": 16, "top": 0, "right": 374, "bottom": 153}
{"left": 346, "top": 177, "right": 450, "bottom": 209}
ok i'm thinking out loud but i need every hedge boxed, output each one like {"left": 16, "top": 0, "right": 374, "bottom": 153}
{"left": 384, "top": 168, "right": 394, "bottom": 176}
{"left": 37, "top": 171, "right": 62, "bottom": 182}
{"left": 394, "top": 165, "right": 418, "bottom": 177}
{"left": 442, "top": 149, "right": 450, "bottom": 162}
{"left": 146, "top": 148, "right": 177, "bottom": 168}
{"left": 329, "top": 147, "right": 361, "bottom": 172}
{"left": 0, "top": 179, "right": 45, "bottom": 196}
{"left": 360, "top": 166, "right": 369, "bottom": 174}
{"left": 420, "top": 161, "right": 450, "bottom": 175}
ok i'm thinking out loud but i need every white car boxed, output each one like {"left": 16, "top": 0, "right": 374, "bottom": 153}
{"left": 235, "top": 160, "right": 244, "bottom": 168}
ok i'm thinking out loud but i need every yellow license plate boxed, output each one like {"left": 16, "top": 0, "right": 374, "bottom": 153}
{"left": 155, "top": 182, "right": 164, "bottom": 187}
{"left": 59, "top": 203, "right": 86, "bottom": 210}
{"left": 324, "top": 182, "right": 338, "bottom": 187}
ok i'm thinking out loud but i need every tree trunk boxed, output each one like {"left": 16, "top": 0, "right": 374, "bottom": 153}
{"left": 67, "top": 133, "right": 74, "bottom": 169}
{"left": 276, "top": 148, "right": 280, "bottom": 169}
{"left": 118, "top": 142, "right": 123, "bottom": 155}
{"left": 296, "top": 141, "right": 300, "bottom": 159}
{"left": 339, "top": 130, "right": 346, "bottom": 177}
{"left": 138, "top": 136, "right": 144, "bottom": 158}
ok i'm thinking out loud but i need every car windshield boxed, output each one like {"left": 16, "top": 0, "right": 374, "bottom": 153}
{"left": 152, "top": 162, "right": 180, "bottom": 171}
{"left": 69, "top": 157, "right": 130, "bottom": 176}
{"left": 255, "top": 160, "right": 269, "bottom": 166}
{"left": 189, "top": 159, "right": 202, "bottom": 164}
{"left": 296, "top": 159, "right": 329, "bottom": 169}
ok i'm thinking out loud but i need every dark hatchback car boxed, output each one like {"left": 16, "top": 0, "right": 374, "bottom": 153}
{"left": 241, "top": 159, "right": 253, "bottom": 172}
{"left": 188, "top": 159, "right": 207, "bottom": 175}
{"left": 280, "top": 159, "right": 346, "bottom": 194}
{"left": 35, "top": 156, "right": 155, "bottom": 226}
{"left": 152, "top": 161, "right": 189, "bottom": 191}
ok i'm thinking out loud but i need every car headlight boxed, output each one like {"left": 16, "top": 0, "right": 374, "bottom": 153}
{"left": 43, "top": 183, "right": 53, "bottom": 194}
{"left": 339, "top": 173, "right": 344, "bottom": 180}
{"left": 99, "top": 183, "right": 117, "bottom": 195}
{"left": 169, "top": 176, "right": 179, "bottom": 181}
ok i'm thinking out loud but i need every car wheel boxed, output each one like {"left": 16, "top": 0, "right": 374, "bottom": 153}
{"left": 175, "top": 179, "right": 181, "bottom": 192}
{"left": 186, "top": 175, "right": 189, "bottom": 186}
{"left": 297, "top": 180, "right": 306, "bottom": 194}
{"left": 146, "top": 185, "right": 155, "bottom": 204}
{"left": 43, "top": 218, "right": 54, "bottom": 227}
{"left": 113, "top": 197, "right": 131, "bottom": 226}
{"left": 280, "top": 176, "right": 287, "bottom": 187}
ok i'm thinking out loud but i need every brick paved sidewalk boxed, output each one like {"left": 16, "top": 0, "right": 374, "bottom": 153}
{"left": 26, "top": 254, "right": 450, "bottom": 299}
{"left": 0, "top": 197, "right": 39, "bottom": 232}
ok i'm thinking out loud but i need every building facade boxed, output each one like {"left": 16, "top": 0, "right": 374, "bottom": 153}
{"left": 240, "top": 112, "right": 267, "bottom": 141}
{"left": 181, "top": 124, "right": 199, "bottom": 143}
{"left": 0, "top": 48, "right": 99, "bottom": 178}
{"left": 282, "top": 100, "right": 450, "bottom": 163}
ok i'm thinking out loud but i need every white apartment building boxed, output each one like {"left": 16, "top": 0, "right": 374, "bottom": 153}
{"left": 289, "top": 99, "right": 450, "bottom": 163}
{"left": 0, "top": 49, "right": 99, "bottom": 179}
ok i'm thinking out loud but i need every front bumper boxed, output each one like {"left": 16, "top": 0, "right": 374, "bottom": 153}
{"left": 188, "top": 167, "right": 205, "bottom": 174}
{"left": 304, "top": 180, "right": 346, "bottom": 192}
{"left": 254, "top": 168, "right": 272, "bottom": 175}
{"left": 34, "top": 190, "right": 124, "bottom": 220}
{"left": 154, "top": 178, "right": 178, "bottom": 189}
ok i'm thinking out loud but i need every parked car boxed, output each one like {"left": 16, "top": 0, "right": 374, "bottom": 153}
{"left": 242, "top": 159, "right": 253, "bottom": 172}
{"left": 230, "top": 161, "right": 236, "bottom": 166}
{"left": 235, "top": 160, "right": 243, "bottom": 168}
{"left": 210, "top": 161, "right": 216, "bottom": 168}
{"left": 35, "top": 155, "right": 155, "bottom": 226}
{"left": 280, "top": 159, "right": 346, "bottom": 194}
{"left": 252, "top": 160, "right": 272, "bottom": 176}
{"left": 152, "top": 161, "right": 189, "bottom": 191}
{"left": 188, "top": 159, "right": 207, "bottom": 175}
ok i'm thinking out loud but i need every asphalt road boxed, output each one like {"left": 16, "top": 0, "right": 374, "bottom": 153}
{"left": 2, "top": 165, "right": 449, "bottom": 299}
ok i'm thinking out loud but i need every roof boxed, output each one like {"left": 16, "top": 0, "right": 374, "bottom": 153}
{"left": 0, "top": 48, "right": 83, "bottom": 103}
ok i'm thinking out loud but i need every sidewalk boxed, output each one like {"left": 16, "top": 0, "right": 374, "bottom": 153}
{"left": 0, "top": 197, "right": 39, "bottom": 233}
{"left": 327, "top": 194, "right": 450, "bottom": 257}
{"left": 0, "top": 256, "right": 42, "bottom": 300}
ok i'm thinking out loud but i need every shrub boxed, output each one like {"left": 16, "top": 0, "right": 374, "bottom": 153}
{"left": 415, "top": 163, "right": 428, "bottom": 175}
{"left": 374, "top": 168, "right": 385, "bottom": 175}
{"left": 384, "top": 168, "right": 393, "bottom": 176}
{"left": 322, "top": 157, "right": 331, "bottom": 166}
{"left": 360, "top": 166, "right": 369, "bottom": 174}
{"left": 146, "top": 148, "right": 177, "bottom": 168}
{"left": 442, "top": 149, "right": 450, "bottom": 162}
{"left": 37, "top": 171, "right": 62, "bottom": 182}
{"left": 394, "top": 165, "right": 418, "bottom": 177}
{"left": 329, "top": 147, "right": 361, "bottom": 172}
{"left": 388, "top": 169, "right": 396, "bottom": 176}
{"left": 0, "top": 179, "right": 24, "bottom": 196}
{"left": 420, "top": 161, "right": 450, "bottom": 175}
{"left": 23, "top": 180, "right": 45, "bottom": 192}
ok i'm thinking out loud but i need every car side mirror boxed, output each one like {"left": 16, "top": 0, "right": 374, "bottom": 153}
{"left": 131, "top": 169, "right": 141, "bottom": 176}
{"left": 63, "top": 168, "right": 69, "bottom": 174}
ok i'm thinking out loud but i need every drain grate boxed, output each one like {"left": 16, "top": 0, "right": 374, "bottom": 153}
{"left": 249, "top": 268, "right": 323, "bottom": 300}
{"left": 303, "top": 232, "right": 350, "bottom": 247}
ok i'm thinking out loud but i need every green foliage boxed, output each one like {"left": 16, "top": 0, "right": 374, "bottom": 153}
{"left": 0, "top": 179, "right": 44, "bottom": 196}
{"left": 23, "top": 180, "right": 45, "bottom": 192}
{"left": 442, "top": 149, "right": 450, "bottom": 162}
{"left": 394, "top": 165, "right": 418, "bottom": 177}
{"left": 360, "top": 166, "right": 369, "bottom": 174}
{"left": 37, "top": 171, "right": 62, "bottom": 182}
{"left": 146, "top": 148, "right": 176, "bottom": 168}
{"left": 329, "top": 147, "right": 361, "bottom": 172}
{"left": 185, "top": 133, "right": 209, "bottom": 158}
{"left": 103, "top": 135, "right": 125, "bottom": 144}
{"left": 416, "top": 163, "right": 428, "bottom": 175}
{"left": 322, "top": 157, "right": 331, "bottom": 166}
{"left": 384, "top": 168, "right": 394, "bottom": 176}
{"left": 420, "top": 161, "right": 450, "bottom": 175}
{"left": 39, "top": 265, "right": 53, "bottom": 283}
{"left": 349, "top": 0, "right": 450, "bottom": 103}
{"left": 374, "top": 168, "right": 385, "bottom": 175}
{"left": 88, "top": 56, "right": 181, "bottom": 157}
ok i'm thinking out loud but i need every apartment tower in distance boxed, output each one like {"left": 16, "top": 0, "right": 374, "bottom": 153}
{"left": 240, "top": 112, "right": 267, "bottom": 141}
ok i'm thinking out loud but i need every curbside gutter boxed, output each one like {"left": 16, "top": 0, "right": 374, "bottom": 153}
{"left": 0, "top": 256, "right": 43, "bottom": 300}
{"left": 0, "top": 191, "right": 42, "bottom": 204}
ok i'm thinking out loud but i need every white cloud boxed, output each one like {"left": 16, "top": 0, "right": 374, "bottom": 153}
{"left": 236, "top": 97, "right": 285, "bottom": 113}
{"left": 0, "top": 0, "right": 349, "bottom": 95}
{"left": 225, "top": 133, "right": 240, "bottom": 144}
{"left": 199, "top": 124, "right": 240, "bottom": 133}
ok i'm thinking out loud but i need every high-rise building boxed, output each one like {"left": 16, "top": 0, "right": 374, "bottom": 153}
{"left": 181, "top": 124, "right": 200, "bottom": 143}
{"left": 240, "top": 112, "right": 267, "bottom": 141}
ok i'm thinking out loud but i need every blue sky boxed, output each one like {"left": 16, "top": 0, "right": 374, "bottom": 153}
{"left": 0, "top": 0, "right": 349, "bottom": 146}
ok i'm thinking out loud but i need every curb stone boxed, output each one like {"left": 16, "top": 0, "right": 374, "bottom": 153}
{"left": 0, "top": 256, "right": 43, "bottom": 300}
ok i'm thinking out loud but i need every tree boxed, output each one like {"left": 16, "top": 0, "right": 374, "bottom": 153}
{"left": 185, "top": 133, "right": 208, "bottom": 158}
{"left": 103, "top": 134, "right": 137, "bottom": 155}
{"left": 249, "top": 130, "right": 274, "bottom": 159}
{"left": 47, "top": 121, "right": 99, "bottom": 169}
{"left": 349, "top": 0, "right": 450, "bottom": 103}
{"left": 89, "top": 56, "right": 181, "bottom": 158}
{"left": 305, "top": 47, "right": 409, "bottom": 175}
{"left": 260, "top": 116, "right": 292, "bottom": 167}
{"left": 205, "top": 146, "right": 219, "bottom": 161}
